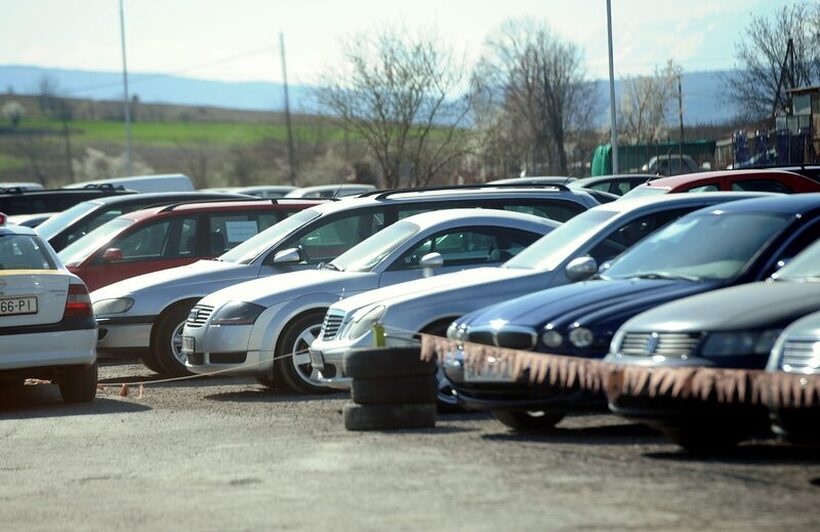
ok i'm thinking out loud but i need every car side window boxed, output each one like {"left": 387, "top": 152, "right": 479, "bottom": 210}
{"left": 764, "top": 220, "right": 820, "bottom": 277}
{"left": 616, "top": 180, "right": 636, "bottom": 195}
{"left": 589, "top": 182, "right": 611, "bottom": 192}
{"left": 501, "top": 202, "right": 583, "bottom": 222}
{"left": 686, "top": 184, "right": 719, "bottom": 192}
{"left": 389, "top": 227, "right": 539, "bottom": 270}
{"left": 169, "top": 217, "right": 198, "bottom": 257}
{"left": 207, "top": 212, "right": 282, "bottom": 255}
{"left": 111, "top": 220, "right": 172, "bottom": 261}
{"left": 731, "top": 180, "right": 793, "bottom": 193}
{"left": 587, "top": 208, "right": 692, "bottom": 264}
{"left": 280, "top": 210, "right": 384, "bottom": 264}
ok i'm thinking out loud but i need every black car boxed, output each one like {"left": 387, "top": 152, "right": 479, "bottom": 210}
{"left": 606, "top": 240, "right": 820, "bottom": 451}
{"left": 444, "top": 194, "right": 820, "bottom": 431}
{"left": 35, "top": 191, "right": 250, "bottom": 251}
{"left": 0, "top": 185, "right": 135, "bottom": 216}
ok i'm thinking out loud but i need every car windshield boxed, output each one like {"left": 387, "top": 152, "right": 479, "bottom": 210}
{"left": 620, "top": 186, "right": 668, "bottom": 200}
{"left": 330, "top": 221, "right": 420, "bottom": 273}
{"left": 504, "top": 209, "right": 617, "bottom": 271}
{"left": 604, "top": 211, "right": 792, "bottom": 281}
{"left": 776, "top": 240, "right": 820, "bottom": 282}
{"left": 34, "top": 201, "right": 99, "bottom": 240}
{"left": 219, "top": 208, "right": 322, "bottom": 264}
{"left": 0, "top": 234, "right": 56, "bottom": 270}
{"left": 58, "top": 218, "right": 134, "bottom": 266}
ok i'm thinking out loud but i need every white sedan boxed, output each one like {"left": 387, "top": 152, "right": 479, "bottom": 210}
{"left": 182, "top": 209, "right": 558, "bottom": 393}
{"left": 0, "top": 214, "right": 97, "bottom": 403}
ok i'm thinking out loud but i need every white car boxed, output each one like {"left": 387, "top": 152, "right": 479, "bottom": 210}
{"left": 308, "top": 192, "right": 773, "bottom": 406}
{"left": 182, "top": 209, "right": 558, "bottom": 393}
{"left": 0, "top": 214, "right": 97, "bottom": 403}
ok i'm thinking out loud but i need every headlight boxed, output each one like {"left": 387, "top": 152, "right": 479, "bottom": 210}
{"left": 446, "top": 322, "right": 467, "bottom": 342}
{"left": 701, "top": 329, "right": 783, "bottom": 357}
{"left": 210, "top": 301, "right": 266, "bottom": 326}
{"left": 346, "top": 305, "right": 386, "bottom": 339}
{"left": 542, "top": 328, "right": 563, "bottom": 348}
{"left": 93, "top": 297, "right": 134, "bottom": 315}
{"left": 569, "top": 326, "right": 595, "bottom": 348}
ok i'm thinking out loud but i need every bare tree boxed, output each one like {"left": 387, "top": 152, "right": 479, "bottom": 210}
{"left": 725, "top": 2, "right": 820, "bottom": 119}
{"left": 473, "top": 18, "right": 597, "bottom": 176}
{"left": 35, "top": 75, "right": 62, "bottom": 119}
{"left": 316, "top": 26, "right": 473, "bottom": 188}
{"left": 619, "top": 60, "right": 682, "bottom": 144}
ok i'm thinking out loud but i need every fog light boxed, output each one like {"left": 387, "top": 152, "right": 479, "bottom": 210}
{"left": 569, "top": 327, "right": 594, "bottom": 348}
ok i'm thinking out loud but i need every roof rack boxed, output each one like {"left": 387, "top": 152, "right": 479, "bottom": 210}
{"left": 157, "top": 197, "right": 282, "bottom": 213}
{"left": 358, "top": 182, "right": 571, "bottom": 200}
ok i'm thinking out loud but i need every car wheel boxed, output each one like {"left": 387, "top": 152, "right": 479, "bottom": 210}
{"left": 139, "top": 353, "right": 166, "bottom": 375}
{"left": 492, "top": 410, "right": 565, "bottom": 431}
{"left": 274, "top": 311, "right": 332, "bottom": 394}
{"left": 59, "top": 363, "right": 98, "bottom": 403}
{"left": 662, "top": 426, "right": 743, "bottom": 455}
{"left": 153, "top": 304, "right": 195, "bottom": 377}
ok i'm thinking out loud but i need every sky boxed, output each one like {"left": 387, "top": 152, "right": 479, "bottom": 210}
{"left": 0, "top": 0, "right": 781, "bottom": 85}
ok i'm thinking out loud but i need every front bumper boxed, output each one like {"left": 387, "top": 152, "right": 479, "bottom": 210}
{"left": 95, "top": 315, "right": 154, "bottom": 358}
{"left": 0, "top": 328, "right": 96, "bottom": 372}
{"left": 183, "top": 323, "right": 268, "bottom": 376}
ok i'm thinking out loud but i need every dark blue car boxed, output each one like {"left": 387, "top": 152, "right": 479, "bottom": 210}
{"left": 444, "top": 194, "right": 820, "bottom": 430}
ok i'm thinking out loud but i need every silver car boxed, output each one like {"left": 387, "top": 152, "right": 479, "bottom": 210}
{"left": 181, "top": 209, "right": 557, "bottom": 393}
{"left": 92, "top": 185, "right": 600, "bottom": 376}
{"left": 309, "top": 192, "right": 772, "bottom": 405}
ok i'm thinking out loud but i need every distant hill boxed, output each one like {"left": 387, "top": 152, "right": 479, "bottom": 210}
{"left": 0, "top": 64, "right": 736, "bottom": 125}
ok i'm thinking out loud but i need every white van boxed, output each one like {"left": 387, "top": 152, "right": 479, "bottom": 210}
{"left": 62, "top": 174, "right": 194, "bottom": 193}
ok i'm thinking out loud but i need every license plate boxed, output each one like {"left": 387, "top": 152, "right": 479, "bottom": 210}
{"left": 182, "top": 336, "right": 195, "bottom": 353}
{"left": 464, "top": 355, "right": 515, "bottom": 383}
{"left": 309, "top": 349, "right": 324, "bottom": 370}
{"left": 0, "top": 296, "right": 37, "bottom": 316}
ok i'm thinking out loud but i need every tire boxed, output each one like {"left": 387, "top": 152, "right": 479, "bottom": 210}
{"left": 343, "top": 347, "right": 436, "bottom": 379}
{"left": 343, "top": 403, "right": 436, "bottom": 431}
{"left": 152, "top": 303, "right": 196, "bottom": 377}
{"left": 662, "top": 426, "right": 743, "bottom": 455}
{"left": 351, "top": 375, "right": 438, "bottom": 404}
{"left": 274, "top": 310, "right": 332, "bottom": 394}
{"left": 492, "top": 410, "right": 565, "bottom": 431}
{"left": 139, "top": 353, "right": 166, "bottom": 375}
{"left": 59, "top": 363, "right": 98, "bottom": 403}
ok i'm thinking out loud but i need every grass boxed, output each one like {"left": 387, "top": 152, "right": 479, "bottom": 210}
{"left": 0, "top": 153, "right": 26, "bottom": 171}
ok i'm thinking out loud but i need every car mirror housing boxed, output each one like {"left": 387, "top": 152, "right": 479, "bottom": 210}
{"left": 565, "top": 255, "right": 598, "bottom": 282}
{"left": 272, "top": 247, "right": 301, "bottom": 265}
{"left": 101, "top": 247, "right": 123, "bottom": 263}
{"left": 419, "top": 252, "right": 444, "bottom": 277}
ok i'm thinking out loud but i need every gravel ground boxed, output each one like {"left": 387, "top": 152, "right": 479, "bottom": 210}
{"left": 0, "top": 363, "right": 818, "bottom": 531}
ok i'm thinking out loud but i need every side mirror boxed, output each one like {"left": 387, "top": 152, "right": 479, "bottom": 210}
{"left": 272, "top": 247, "right": 301, "bottom": 265}
{"left": 101, "top": 248, "right": 123, "bottom": 263}
{"left": 565, "top": 255, "right": 598, "bottom": 282}
{"left": 419, "top": 252, "right": 443, "bottom": 277}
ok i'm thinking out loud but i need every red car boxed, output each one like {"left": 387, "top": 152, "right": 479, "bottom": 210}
{"left": 58, "top": 199, "right": 321, "bottom": 291}
{"left": 622, "top": 169, "right": 820, "bottom": 199}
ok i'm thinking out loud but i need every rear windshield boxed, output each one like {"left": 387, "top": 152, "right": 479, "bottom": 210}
{"left": 0, "top": 234, "right": 56, "bottom": 270}
{"left": 35, "top": 201, "right": 100, "bottom": 241}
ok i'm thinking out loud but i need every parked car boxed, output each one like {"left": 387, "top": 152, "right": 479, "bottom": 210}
{"left": 568, "top": 175, "right": 653, "bottom": 196}
{"left": 0, "top": 214, "right": 97, "bottom": 403}
{"left": 0, "top": 186, "right": 135, "bottom": 216}
{"left": 63, "top": 173, "right": 194, "bottom": 193}
{"left": 767, "top": 306, "right": 820, "bottom": 443}
{"left": 489, "top": 177, "right": 575, "bottom": 185}
{"left": 621, "top": 169, "right": 820, "bottom": 199}
{"left": 226, "top": 186, "right": 298, "bottom": 198}
{"left": 7, "top": 213, "right": 54, "bottom": 227}
{"left": 58, "top": 199, "right": 320, "bottom": 291}
{"left": 0, "top": 182, "right": 44, "bottom": 191}
{"left": 444, "top": 194, "right": 820, "bottom": 429}
{"left": 92, "top": 184, "right": 600, "bottom": 376}
{"left": 606, "top": 240, "right": 820, "bottom": 452}
{"left": 641, "top": 154, "right": 699, "bottom": 175}
{"left": 284, "top": 184, "right": 376, "bottom": 198}
{"left": 309, "top": 192, "right": 770, "bottom": 406}
{"left": 35, "top": 191, "right": 248, "bottom": 252}
{"left": 182, "top": 209, "right": 558, "bottom": 392}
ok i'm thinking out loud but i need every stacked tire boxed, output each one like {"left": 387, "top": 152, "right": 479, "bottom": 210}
{"left": 343, "top": 347, "right": 438, "bottom": 431}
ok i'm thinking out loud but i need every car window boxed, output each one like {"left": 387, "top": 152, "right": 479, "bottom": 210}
{"left": 686, "top": 184, "right": 719, "bottom": 193}
{"left": 589, "top": 182, "right": 611, "bottom": 192}
{"left": 587, "top": 208, "right": 692, "bottom": 264}
{"left": 765, "top": 220, "right": 820, "bottom": 277}
{"left": 390, "top": 227, "right": 539, "bottom": 270}
{"left": 616, "top": 180, "right": 636, "bottom": 195}
{"left": 500, "top": 202, "right": 582, "bottom": 222}
{"left": 169, "top": 217, "right": 198, "bottom": 257}
{"left": 0, "top": 234, "right": 56, "bottom": 270}
{"left": 62, "top": 207, "right": 128, "bottom": 246}
{"left": 279, "top": 210, "right": 384, "bottom": 265}
{"left": 731, "top": 179, "right": 793, "bottom": 193}
{"left": 112, "top": 220, "right": 172, "bottom": 261}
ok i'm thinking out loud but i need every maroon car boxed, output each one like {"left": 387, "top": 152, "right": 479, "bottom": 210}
{"left": 622, "top": 169, "right": 820, "bottom": 199}
{"left": 58, "top": 199, "right": 322, "bottom": 291}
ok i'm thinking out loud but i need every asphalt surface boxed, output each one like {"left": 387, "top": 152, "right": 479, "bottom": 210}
{"left": 1, "top": 364, "right": 819, "bottom": 531}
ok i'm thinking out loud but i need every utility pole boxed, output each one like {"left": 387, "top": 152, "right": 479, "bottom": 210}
{"left": 606, "top": 0, "right": 619, "bottom": 174}
{"left": 280, "top": 32, "right": 296, "bottom": 186}
{"left": 118, "top": 0, "right": 133, "bottom": 176}
{"left": 678, "top": 73, "right": 683, "bottom": 175}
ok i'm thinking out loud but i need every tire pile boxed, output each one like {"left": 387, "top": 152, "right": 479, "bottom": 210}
{"left": 342, "top": 347, "right": 438, "bottom": 430}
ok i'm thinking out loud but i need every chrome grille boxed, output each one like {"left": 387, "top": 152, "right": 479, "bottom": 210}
{"left": 781, "top": 338, "right": 820, "bottom": 373}
{"left": 321, "top": 310, "right": 345, "bottom": 340}
{"left": 186, "top": 304, "right": 214, "bottom": 328}
{"left": 467, "top": 327, "right": 537, "bottom": 350}
{"left": 467, "top": 331, "right": 494, "bottom": 345}
{"left": 620, "top": 332, "right": 701, "bottom": 357}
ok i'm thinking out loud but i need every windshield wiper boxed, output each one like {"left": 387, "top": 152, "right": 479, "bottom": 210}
{"left": 628, "top": 272, "right": 700, "bottom": 282}
{"left": 321, "top": 262, "right": 342, "bottom": 271}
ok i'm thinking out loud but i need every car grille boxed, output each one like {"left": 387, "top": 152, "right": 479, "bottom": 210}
{"left": 186, "top": 304, "right": 214, "bottom": 328}
{"left": 467, "top": 328, "right": 537, "bottom": 350}
{"left": 321, "top": 310, "right": 345, "bottom": 341}
{"left": 620, "top": 332, "right": 701, "bottom": 357}
{"left": 781, "top": 338, "right": 820, "bottom": 373}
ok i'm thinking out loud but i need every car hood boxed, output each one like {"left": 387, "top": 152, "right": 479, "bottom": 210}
{"left": 461, "top": 278, "right": 720, "bottom": 331}
{"left": 623, "top": 281, "right": 820, "bottom": 333}
{"left": 329, "top": 267, "right": 530, "bottom": 314}
{"left": 199, "top": 269, "right": 377, "bottom": 307}
{"left": 91, "top": 259, "right": 255, "bottom": 300}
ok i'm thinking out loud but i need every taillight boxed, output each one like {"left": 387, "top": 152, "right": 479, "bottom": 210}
{"left": 65, "top": 283, "right": 93, "bottom": 318}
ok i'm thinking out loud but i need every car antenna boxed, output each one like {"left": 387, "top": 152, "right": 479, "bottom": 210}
{"left": 331, "top": 182, "right": 345, "bottom": 199}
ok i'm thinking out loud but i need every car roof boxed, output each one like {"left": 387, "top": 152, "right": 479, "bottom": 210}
{"left": 0, "top": 224, "right": 38, "bottom": 236}
{"left": 642, "top": 169, "right": 808, "bottom": 189}
{"left": 595, "top": 191, "right": 775, "bottom": 215}
{"left": 81, "top": 191, "right": 249, "bottom": 207}
{"left": 692, "top": 192, "right": 820, "bottom": 214}
{"left": 571, "top": 175, "right": 654, "bottom": 186}
{"left": 120, "top": 199, "right": 324, "bottom": 222}
{"left": 396, "top": 207, "right": 560, "bottom": 229}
